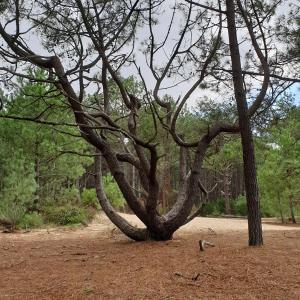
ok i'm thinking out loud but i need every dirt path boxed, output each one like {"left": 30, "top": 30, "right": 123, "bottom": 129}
{"left": 0, "top": 214, "right": 299, "bottom": 300}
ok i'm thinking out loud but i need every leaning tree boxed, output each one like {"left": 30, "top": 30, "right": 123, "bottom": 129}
{"left": 0, "top": 0, "right": 299, "bottom": 245}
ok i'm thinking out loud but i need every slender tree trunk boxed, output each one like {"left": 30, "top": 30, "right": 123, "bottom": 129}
{"left": 160, "top": 130, "right": 172, "bottom": 213}
{"left": 223, "top": 166, "right": 232, "bottom": 215}
{"left": 277, "top": 191, "right": 285, "bottom": 224}
{"left": 179, "top": 140, "right": 188, "bottom": 187}
{"left": 226, "top": 0, "right": 263, "bottom": 246}
{"left": 289, "top": 198, "right": 296, "bottom": 224}
{"left": 33, "top": 139, "right": 41, "bottom": 211}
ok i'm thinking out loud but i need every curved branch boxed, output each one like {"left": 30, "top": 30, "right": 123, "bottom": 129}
{"left": 183, "top": 181, "right": 218, "bottom": 225}
{"left": 164, "top": 122, "right": 239, "bottom": 230}
{"left": 94, "top": 152, "right": 147, "bottom": 241}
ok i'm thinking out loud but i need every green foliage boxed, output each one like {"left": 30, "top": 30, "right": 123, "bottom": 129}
{"left": 0, "top": 71, "right": 92, "bottom": 223}
{"left": 59, "top": 188, "right": 81, "bottom": 206}
{"left": 232, "top": 195, "right": 247, "bottom": 216}
{"left": 103, "top": 173, "right": 125, "bottom": 209}
{"left": 0, "top": 202, "right": 26, "bottom": 231}
{"left": 205, "top": 137, "right": 243, "bottom": 169}
{"left": 201, "top": 199, "right": 225, "bottom": 216}
{"left": 43, "top": 205, "right": 88, "bottom": 226}
{"left": 0, "top": 156, "right": 37, "bottom": 210}
{"left": 258, "top": 107, "right": 300, "bottom": 220}
{"left": 19, "top": 212, "right": 44, "bottom": 229}
{"left": 201, "top": 196, "right": 248, "bottom": 217}
{"left": 81, "top": 188, "right": 100, "bottom": 209}
{"left": 194, "top": 98, "right": 236, "bottom": 125}
{"left": 200, "top": 97, "right": 300, "bottom": 220}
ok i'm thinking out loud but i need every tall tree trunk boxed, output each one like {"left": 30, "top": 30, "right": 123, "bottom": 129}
{"left": 226, "top": 0, "right": 263, "bottom": 246}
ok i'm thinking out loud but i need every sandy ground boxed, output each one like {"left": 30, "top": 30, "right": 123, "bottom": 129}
{"left": 119, "top": 213, "right": 300, "bottom": 233}
{"left": 4, "top": 213, "right": 298, "bottom": 243}
{"left": 0, "top": 214, "right": 299, "bottom": 300}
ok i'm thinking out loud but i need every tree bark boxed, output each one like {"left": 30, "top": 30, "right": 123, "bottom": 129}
{"left": 223, "top": 166, "right": 232, "bottom": 215}
{"left": 289, "top": 198, "right": 296, "bottom": 224}
{"left": 277, "top": 191, "right": 285, "bottom": 224}
{"left": 34, "top": 138, "right": 40, "bottom": 209}
{"left": 226, "top": 0, "right": 263, "bottom": 246}
{"left": 94, "top": 151, "right": 148, "bottom": 241}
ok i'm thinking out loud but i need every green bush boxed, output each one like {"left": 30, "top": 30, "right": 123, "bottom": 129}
{"left": 19, "top": 212, "right": 44, "bottom": 229}
{"left": 59, "top": 187, "right": 81, "bottom": 205}
{"left": 81, "top": 188, "right": 100, "bottom": 209}
{"left": 103, "top": 173, "right": 125, "bottom": 209}
{"left": 200, "top": 196, "right": 250, "bottom": 217}
{"left": 233, "top": 195, "right": 248, "bottom": 216}
{"left": 43, "top": 205, "right": 87, "bottom": 225}
{"left": 0, "top": 158, "right": 37, "bottom": 210}
{"left": 0, "top": 202, "right": 26, "bottom": 231}
{"left": 201, "top": 198, "right": 225, "bottom": 216}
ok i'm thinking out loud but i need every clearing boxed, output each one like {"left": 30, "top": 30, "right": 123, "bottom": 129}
{"left": 0, "top": 214, "right": 299, "bottom": 300}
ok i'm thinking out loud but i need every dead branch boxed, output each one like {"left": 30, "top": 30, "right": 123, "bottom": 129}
{"left": 199, "top": 240, "right": 215, "bottom": 251}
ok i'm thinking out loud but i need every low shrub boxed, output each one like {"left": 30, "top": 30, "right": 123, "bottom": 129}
{"left": 0, "top": 202, "right": 25, "bottom": 231}
{"left": 232, "top": 195, "right": 247, "bottom": 216}
{"left": 43, "top": 205, "right": 88, "bottom": 225}
{"left": 19, "top": 212, "right": 44, "bottom": 229}
{"left": 201, "top": 198, "right": 225, "bottom": 216}
{"left": 81, "top": 188, "right": 100, "bottom": 209}
{"left": 59, "top": 188, "right": 81, "bottom": 205}
{"left": 103, "top": 173, "right": 125, "bottom": 209}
